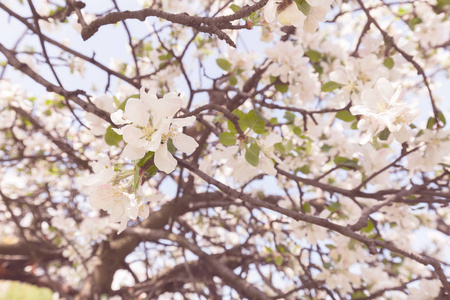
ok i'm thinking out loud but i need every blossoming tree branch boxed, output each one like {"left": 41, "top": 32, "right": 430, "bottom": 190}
{"left": 0, "top": 0, "right": 449, "bottom": 299}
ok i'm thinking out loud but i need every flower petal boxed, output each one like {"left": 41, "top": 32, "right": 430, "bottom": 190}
{"left": 124, "top": 98, "right": 150, "bottom": 127}
{"left": 171, "top": 116, "right": 196, "bottom": 127}
{"left": 155, "top": 143, "right": 178, "bottom": 173}
{"left": 173, "top": 133, "right": 199, "bottom": 154}
{"left": 122, "top": 143, "right": 146, "bottom": 160}
{"left": 110, "top": 109, "right": 127, "bottom": 125}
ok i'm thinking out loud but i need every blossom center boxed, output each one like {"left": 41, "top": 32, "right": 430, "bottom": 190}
{"left": 140, "top": 125, "right": 155, "bottom": 140}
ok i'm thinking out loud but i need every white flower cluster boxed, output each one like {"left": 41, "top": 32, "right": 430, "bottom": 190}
{"left": 350, "top": 78, "right": 419, "bottom": 144}
{"left": 82, "top": 88, "right": 199, "bottom": 233}
{"left": 81, "top": 154, "right": 164, "bottom": 234}
{"left": 264, "top": 40, "right": 318, "bottom": 103}
{"left": 264, "top": 0, "right": 334, "bottom": 33}
{"left": 111, "top": 88, "right": 198, "bottom": 173}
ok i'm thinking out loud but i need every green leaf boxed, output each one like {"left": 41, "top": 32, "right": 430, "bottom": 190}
{"left": 275, "top": 84, "right": 289, "bottom": 93}
{"left": 243, "top": 110, "right": 265, "bottom": 134}
{"left": 216, "top": 58, "right": 231, "bottom": 71}
{"left": 219, "top": 132, "right": 237, "bottom": 146}
{"left": 105, "top": 126, "right": 123, "bottom": 146}
{"left": 146, "top": 165, "right": 158, "bottom": 177}
{"left": 293, "top": 126, "right": 302, "bottom": 136}
{"left": 274, "top": 142, "right": 284, "bottom": 154}
{"left": 352, "top": 291, "right": 367, "bottom": 299}
{"left": 321, "top": 81, "right": 341, "bottom": 92}
{"left": 284, "top": 111, "right": 295, "bottom": 123}
{"left": 327, "top": 202, "right": 341, "bottom": 213}
{"left": 133, "top": 167, "right": 140, "bottom": 191}
{"left": 426, "top": 117, "right": 436, "bottom": 129}
{"left": 229, "top": 75, "right": 238, "bottom": 86}
{"left": 398, "top": 7, "right": 409, "bottom": 16}
{"left": 321, "top": 144, "right": 332, "bottom": 152}
{"left": 137, "top": 151, "right": 154, "bottom": 167}
{"left": 295, "top": 0, "right": 310, "bottom": 15}
{"left": 158, "top": 53, "right": 173, "bottom": 61}
{"left": 232, "top": 109, "right": 248, "bottom": 131}
{"left": 408, "top": 17, "right": 422, "bottom": 30}
{"left": 167, "top": 138, "right": 176, "bottom": 154}
{"left": 361, "top": 219, "right": 375, "bottom": 233}
{"left": 334, "top": 156, "right": 358, "bottom": 169}
{"left": 378, "top": 127, "right": 391, "bottom": 140}
{"left": 306, "top": 49, "right": 321, "bottom": 62}
{"left": 383, "top": 57, "right": 394, "bottom": 69}
{"left": 274, "top": 256, "right": 283, "bottom": 267}
{"left": 245, "top": 143, "right": 260, "bottom": 167}
{"left": 297, "top": 165, "right": 310, "bottom": 175}
{"left": 269, "top": 117, "right": 278, "bottom": 125}
{"left": 302, "top": 202, "right": 311, "bottom": 213}
{"left": 437, "top": 0, "right": 450, "bottom": 10}
{"left": 325, "top": 244, "right": 336, "bottom": 250}
{"left": 313, "top": 63, "right": 323, "bottom": 74}
{"left": 229, "top": 4, "right": 241, "bottom": 13}
{"left": 336, "top": 110, "right": 355, "bottom": 122}
{"left": 227, "top": 120, "right": 237, "bottom": 134}
{"left": 438, "top": 110, "right": 446, "bottom": 126}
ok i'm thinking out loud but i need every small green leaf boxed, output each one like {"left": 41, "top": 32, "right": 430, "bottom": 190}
{"left": 352, "top": 291, "right": 367, "bottom": 299}
{"left": 269, "top": 117, "right": 278, "bottom": 125}
{"left": 321, "top": 81, "right": 341, "bottom": 92}
{"left": 219, "top": 132, "right": 236, "bottom": 146}
{"left": 133, "top": 167, "right": 140, "bottom": 191}
{"left": 244, "top": 110, "right": 265, "bottom": 134}
{"left": 245, "top": 143, "right": 260, "bottom": 167}
{"left": 284, "top": 111, "right": 295, "bottom": 123}
{"left": 302, "top": 202, "right": 311, "bottom": 213}
{"left": 408, "top": 17, "right": 422, "bottom": 30}
{"left": 229, "top": 75, "right": 238, "bottom": 86}
{"left": 274, "top": 142, "right": 284, "bottom": 154}
{"left": 437, "top": 0, "right": 450, "bottom": 10}
{"left": 383, "top": 57, "right": 394, "bottom": 69}
{"left": 398, "top": 7, "right": 409, "bottom": 16}
{"left": 313, "top": 63, "right": 323, "bottom": 74}
{"left": 227, "top": 120, "right": 237, "bottom": 134}
{"left": 274, "top": 256, "right": 283, "bottom": 267}
{"left": 216, "top": 58, "right": 231, "bottom": 71}
{"left": 321, "top": 144, "right": 332, "bottom": 152}
{"left": 232, "top": 109, "right": 248, "bottom": 131}
{"left": 158, "top": 53, "right": 173, "bottom": 61}
{"left": 297, "top": 165, "right": 310, "bottom": 175}
{"left": 275, "top": 84, "right": 289, "bottom": 93}
{"left": 293, "top": 126, "right": 302, "bottom": 136}
{"left": 438, "top": 110, "right": 446, "bottom": 126}
{"left": 137, "top": 151, "right": 154, "bottom": 167}
{"left": 361, "top": 219, "right": 375, "bottom": 233}
{"left": 378, "top": 127, "right": 391, "bottom": 140}
{"left": 295, "top": 0, "right": 310, "bottom": 15}
{"left": 146, "top": 165, "right": 158, "bottom": 177}
{"left": 167, "top": 138, "right": 176, "bottom": 154}
{"left": 327, "top": 202, "right": 341, "bottom": 213}
{"left": 325, "top": 244, "right": 336, "bottom": 250}
{"left": 230, "top": 4, "right": 241, "bottom": 13}
{"left": 336, "top": 110, "right": 356, "bottom": 122}
{"left": 334, "top": 156, "right": 358, "bottom": 169}
{"left": 426, "top": 117, "right": 436, "bottom": 129}
{"left": 105, "top": 126, "right": 123, "bottom": 146}
{"left": 307, "top": 49, "right": 321, "bottom": 62}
